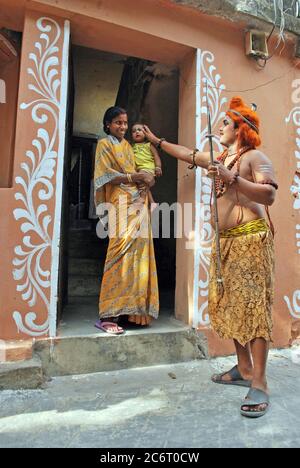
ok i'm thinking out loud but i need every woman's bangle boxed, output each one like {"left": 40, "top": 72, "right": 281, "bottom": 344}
{"left": 127, "top": 173, "right": 133, "bottom": 183}
{"left": 156, "top": 138, "right": 166, "bottom": 149}
{"left": 188, "top": 149, "right": 199, "bottom": 170}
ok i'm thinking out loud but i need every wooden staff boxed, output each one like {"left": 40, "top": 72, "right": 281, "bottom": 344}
{"left": 205, "top": 80, "right": 223, "bottom": 285}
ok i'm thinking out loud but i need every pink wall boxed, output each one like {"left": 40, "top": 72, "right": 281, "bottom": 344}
{"left": 0, "top": 0, "right": 299, "bottom": 356}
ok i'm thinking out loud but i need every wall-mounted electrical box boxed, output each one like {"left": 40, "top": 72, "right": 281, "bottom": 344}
{"left": 245, "top": 30, "right": 269, "bottom": 60}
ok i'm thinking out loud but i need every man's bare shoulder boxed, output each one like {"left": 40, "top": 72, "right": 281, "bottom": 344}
{"left": 246, "top": 149, "right": 272, "bottom": 165}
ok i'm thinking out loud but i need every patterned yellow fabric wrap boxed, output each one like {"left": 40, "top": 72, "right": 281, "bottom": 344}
{"left": 132, "top": 142, "right": 155, "bottom": 171}
{"left": 209, "top": 218, "right": 274, "bottom": 346}
{"left": 94, "top": 136, "right": 159, "bottom": 321}
{"left": 220, "top": 218, "right": 270, "bottom": 238}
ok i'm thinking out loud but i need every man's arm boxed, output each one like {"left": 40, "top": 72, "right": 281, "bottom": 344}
{"left": 243, "top": 150, "right": 277, "bottom": 205}
{"left": 210, "top": 150, "right": 277, "bottom": 206}
{"left": 143, "top": 125, "right": 212, "bottom": 169}
{"left": 160, "top": 140, "right": 212, "bottom": 169}
{"left": 234, "top": 175, "right": 276, "bottom": 206}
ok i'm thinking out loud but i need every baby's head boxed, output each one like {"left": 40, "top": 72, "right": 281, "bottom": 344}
{"left": 132, "top": 123, "right": 147, "bottom": 143}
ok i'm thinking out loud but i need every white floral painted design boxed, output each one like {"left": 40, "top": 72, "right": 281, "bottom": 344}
{"left": 12, "top": 17, "right": 68, "bottom": 337}
{"left": 284, "top": 105, "right": 300, "bottom": 319}
{"left": 193, "top": 50, "right": 227, "bottom": 327}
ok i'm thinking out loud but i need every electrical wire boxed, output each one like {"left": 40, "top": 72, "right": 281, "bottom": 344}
{"left": 257, "top": 0, "right": 296, "bottom": 68}
{"left": 180, "top": 1, "right": 300, "bottom": 93}
{"left": 180, "top": 60, "right": 299, "bottom": 95}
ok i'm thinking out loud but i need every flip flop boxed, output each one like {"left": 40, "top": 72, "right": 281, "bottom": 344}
{"left": 94, "top": 320, "right": 124, "bottom": 335}
{"left": 211, "top": 365, "right": 252, "bottom": 388}
{"left": 240, "top": 388, "right": 270, "bottom": 418}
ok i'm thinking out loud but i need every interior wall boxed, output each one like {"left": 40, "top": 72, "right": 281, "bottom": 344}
{"left": 140, "top": 64, "right": 179, "bottom": 204}
{"left": 71, "top": 53, "right": 180, "bottom": 295}
{"left": 72, "top": 46, "right": 125, "bottom": 138}
{"left": 140, "top": 64, "right": 179, "bottom": 293}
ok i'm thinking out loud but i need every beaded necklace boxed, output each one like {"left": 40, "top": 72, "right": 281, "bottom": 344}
{"left": 215, "top": 147, "right": 251, "bottom": 198}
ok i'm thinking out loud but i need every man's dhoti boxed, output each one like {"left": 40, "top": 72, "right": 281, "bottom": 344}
{"left": 208, "top": 218, "right": 274, "bottom": 346}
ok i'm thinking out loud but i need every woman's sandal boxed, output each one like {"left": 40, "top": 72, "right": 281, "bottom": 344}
{"left": 240, "top": 388, "right": 270, "bottom": 418}
{"left": 94, "top": 320, "right": 124, "bottom": 335}
{"left": 211, "top": 365, "right": 252, "bottom": 388}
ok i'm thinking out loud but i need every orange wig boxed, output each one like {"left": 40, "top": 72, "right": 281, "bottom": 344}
{"left": 226, "top": 97, "right": 261, "bottom": 150}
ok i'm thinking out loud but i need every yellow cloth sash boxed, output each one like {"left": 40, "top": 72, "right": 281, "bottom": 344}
{"left": 220, "top": 218, "right": 269, "bottom": 238}
{"left": 209, "top": 217, "right": 274, "bottom": 346}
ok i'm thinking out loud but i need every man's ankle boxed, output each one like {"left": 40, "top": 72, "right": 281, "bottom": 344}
{"left": 252, "top": 376, "right": 268, "bottom": 388}
{"left": 238, "top": 364, "right": 253, "bottom": 378}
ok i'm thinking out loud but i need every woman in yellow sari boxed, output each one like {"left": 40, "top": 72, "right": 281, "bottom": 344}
{"left": 94, "top": 107, "right": 159, "bottom": 333}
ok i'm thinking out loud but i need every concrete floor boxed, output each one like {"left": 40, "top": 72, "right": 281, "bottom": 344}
{"left": 58, "top": 291, "right": 181, "bottom": 337}
{"left": 0, "top": 350, "right": 299, "bottom": 448}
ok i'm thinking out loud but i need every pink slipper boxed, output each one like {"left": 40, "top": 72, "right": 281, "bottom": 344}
{"left": 94, "top": 320, "right": 124, "bottom": 335}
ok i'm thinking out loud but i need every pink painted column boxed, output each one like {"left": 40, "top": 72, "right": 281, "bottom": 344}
{"left": 0, "top": 10, "right": 70, "bottom": 342}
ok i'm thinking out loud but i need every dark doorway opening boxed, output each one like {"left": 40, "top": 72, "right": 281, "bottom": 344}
{"left": 59, "top": 46, "right": 179, "bottom": 335}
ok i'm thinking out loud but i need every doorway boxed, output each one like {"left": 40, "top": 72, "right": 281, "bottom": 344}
{"left": 59, "top": 45, "right": 179, "bottom": 335}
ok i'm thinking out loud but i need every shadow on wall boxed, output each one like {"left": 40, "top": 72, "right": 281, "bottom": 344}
{"left": 72, "top": 46, "right": 126, "bottom": 139}
{"left": 116, "top": 58, "right": 179, "bottom": 291}
{"left": 0, "top": 29, "right": 22, "bottom": 188}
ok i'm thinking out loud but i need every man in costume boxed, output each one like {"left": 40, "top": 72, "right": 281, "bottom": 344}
{"left": 143, "top": 97, "right": 278, "bottom": 418}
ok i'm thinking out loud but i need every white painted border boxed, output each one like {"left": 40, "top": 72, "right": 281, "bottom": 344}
{"left": 192, "top": 50, "right": 227, "bottom": 328}
{"left": 284, "top": 104, "right": 300, "bottom": 319}
{"left": 193, "top": 49, "right": 202, "bottom": 328}
{"left": 49, "top": 20, "right": 70, "bottom": 337}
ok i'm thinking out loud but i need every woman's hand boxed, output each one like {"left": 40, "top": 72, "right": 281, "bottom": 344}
{"left": 140, "top": 172, "right": 155, "bottom": 187}
{"left": 133, "top": 172, "right": 155, "bottom": 188}
{"left": 142, "top": 125, "right": 160, "bottom": 146}
{"left": 207, "top": 162, "right": 236, "bottom": 185}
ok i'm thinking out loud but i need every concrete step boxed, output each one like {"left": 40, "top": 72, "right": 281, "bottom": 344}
{"left": 0, "top": 357, "right": 45, "bottom": 390}
{"left": 68, "top": 275, "right": 101, "bottom": 296}
{"left": 33, "top": 325, "right": 208, "bottom": 378}
{"left": 68, "top": 227, "right": 100, "bottom": 243}
{"left": 69, "top": 258, "right": 105, "bottom": 276}
{"left": 68, "top": 243, "right": 107, "bottom": 259}
{"left": 68, "top": 229, "right": 108, "bottom": 259}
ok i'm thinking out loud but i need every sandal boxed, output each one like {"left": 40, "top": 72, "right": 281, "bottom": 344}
{"left": 211, "top": 365, "right": 252, "bottom": 388}
{"left": 94, "top": 320, "right": 124, "bottom": 335}
{"left": 241, "top": 388, "right": 270, "bottom": 418}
